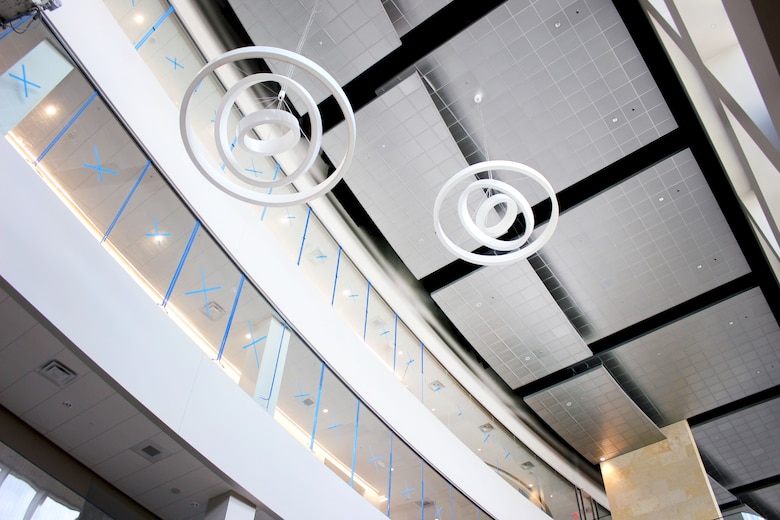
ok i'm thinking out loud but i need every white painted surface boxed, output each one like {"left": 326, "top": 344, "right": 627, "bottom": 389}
{"left": 0, "top": 137, "right": 386, "bottom": 520}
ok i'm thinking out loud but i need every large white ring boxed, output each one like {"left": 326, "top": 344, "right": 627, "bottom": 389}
{"left": 180, "top": 46, "right": 356, "bottom": 207}
{"left": 433, "top": 160, "right": 559, "bottom": 265}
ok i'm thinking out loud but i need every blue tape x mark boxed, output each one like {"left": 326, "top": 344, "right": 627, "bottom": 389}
{"left": 184, "top": 269, "right": 221, "bottom": 317}
{"left": 9, "top": 64, "right": 40, "bottom": 98}
{"left": 83, "top": 145, "right": 118, "bottom": 182}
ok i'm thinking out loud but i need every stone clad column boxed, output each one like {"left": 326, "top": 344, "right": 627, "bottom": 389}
{"left": 600, "top": 421, "right": 721, "bottom": 520}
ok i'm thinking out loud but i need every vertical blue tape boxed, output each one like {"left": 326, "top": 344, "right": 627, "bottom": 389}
{"left": 296, "top": 207, "right": 312, "bottom": 266}
{"left": 135, "top": 5, "right": 175, "bottom": 50}
{"left": 386, "top": 432, "right": 394, "bottom": 517}
{"left": 350, "top": 400, "right": 361, "bottom": 488}
{"left": 102, "top": 159, "right": 151, "bottom": 243}
{"left": 162, "top": 220, "right": 200, "bottom": 308}
{"left": 362, "top": 280, "right": 371, "bottom": 341}
{"left": 393, "top": 313, "right": 398, "bottom": 373}
{"left": 36, "top": 91, "right": 98, "bottom": 164}
{"left": 420, "top": 459, "right": 425, "bottom": 520}
{"left": 330, "top": 246, "right": 342, "bottom": 306}
{"left": 257, "top": 322, "right": 288, "bottom": 411}
{"left": 216, "top": 274, "right": 245, "bottom": 361}
{"left": 310, "top": 361, "right": 326, "bottom": 451}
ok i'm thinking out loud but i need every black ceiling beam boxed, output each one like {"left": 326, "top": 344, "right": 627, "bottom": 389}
{"left": 421, "top": 128, "right": 687, "bottom": 292}
{"left": 514, "top": 272, "right": 757, "bottom": 398}
{"left": 613, "top": 0, "right": 780, "bottom": 325}
{"left": 688, "top": 385, "right": 780, "bottom": 427}
{"left": 318, "top": 0, "right": 508, "bottom": 133}
{"left": 729, "top": 474, "right": 780, "bottom": 496}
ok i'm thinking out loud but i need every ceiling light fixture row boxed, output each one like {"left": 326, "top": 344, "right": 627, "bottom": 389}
{"left": 180, "top": 47, "right": 557, "bottom": 265}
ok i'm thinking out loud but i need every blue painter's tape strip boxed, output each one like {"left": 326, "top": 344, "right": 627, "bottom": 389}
{"left": 162, "top": 220, "right": 200, "bottom": 308}
{"left": 387, "top": 432, "right": 394, "bottom": 517}
{"left": 135, "top": 5, "right": 175, "bottom": 50}
{"left": 393, "top": 313, "right": 398, "bottom": 372}
{"left": 102, "top": 159, "right": 150, "bottom": 243}
{"left": 350, "top": 400, "right": 361, "bottom": 488}
{"left": 310, "top": 361, "right": 326, "bottom": 451}
{"left": 217, "top": 274, "right": 245, "bottom": 361}
{"left": 257, "top": 321, "right": 287, "bottom": 410}
{"left": 362, "top": 280, "right": 371, "bottom": 341}
{"left": 330, "top": 245, "right": 342, "bottom": 306}
{"left": 296, "top": 206, "right": 312, "bottom": 266}
{"left": 36, "top": 91, "right": 98, "bottom": 164}
{"left": 420, "top": 459, "right": 425, "bottom": 520}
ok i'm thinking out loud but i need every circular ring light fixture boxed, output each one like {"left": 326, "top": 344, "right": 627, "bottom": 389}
{"left": 433, "top": 160, "right": 559, "bottom": 265}
{"left": 180, "top": 46, "right": 356, "bottom": 207}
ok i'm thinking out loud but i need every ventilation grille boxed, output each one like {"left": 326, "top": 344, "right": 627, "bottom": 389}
{"left": 202, "top": 301, "right": 225, "bottom": 320}
{"left": 302, "top": 398, "right": 315, "bottom": 406}
{"left": 38, "top": 360, "right": 77, "bottom": 388}
{"left": 131, "top": 440, "right": 170, "bottom": 463}
{"left": 478, "top": 423, "right": 494, "bottom": 433}
{"left": 520, "top": 460, "right": 535, "bottom": 470}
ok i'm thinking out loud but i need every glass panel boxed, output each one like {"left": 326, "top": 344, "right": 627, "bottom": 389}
{"left": 31, "top": 497, "right": 80, "bottom": 520}
{"left": 354, "top": 405, "right": 393, "bottom": 509}
{"left": 363, "top": 290, "right": 398, "bottom": 371}
{"left": 0, "top": 474, "right": 37, "bottom": 519}
{"left": 275, "top": 334, "right": 322, "bottom": 449}
{"left": 103, "top": 0, "right": 169, "bottom": 46}
{"left": 331, "top": 254, "right": 369, "bottom": 335}
{"left": 296, "top": 215, "right": 342, "bottom": 302}
{"left": 385, "top": 436, "right": 421, "bottom": 520}
{"left": 395, "top": 320, "right": 424, "bottom": 399}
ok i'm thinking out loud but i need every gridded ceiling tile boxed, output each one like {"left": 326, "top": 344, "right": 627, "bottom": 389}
{"left": 539, "top": 149, "right": 751, "bottom": 341}
{"left": 432, "top": 260, "right": 591, "bottom": 388}
{"left": 524, "top": 366, "right": 665, "bottom": 463}
{"left": 693, "top": 398, "right": 780, "bottom": 489}
{"left": 381, "top": 0, "right": 452, "bottom": 36}
{"left": 708, "top": 476, "right": 738, "bottom": 506}
{"left": 323, "top": 73, "right": 471, "bottom": 278}
{"left": 229, "top": 0, "right": 400, "bottom": 103}
{"left": 607, "top": 288, "right": 780, "bottom": 424}
{"left": 417, "top": 0, "right": 677, "bottom": 197}
{"left": 747, "top": 484, "right": 780, "bottom": 520}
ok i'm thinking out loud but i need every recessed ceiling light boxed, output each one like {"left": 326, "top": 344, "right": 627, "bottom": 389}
{"left": 245, "top": 333, "right": 251, "bottom": 339}
{"left": 524, "top": 356, "right": 531, "bottom": 361}
{"left": 658, "top": 197, "right": 664, "bottom": 201}
{"left": 322, "top": 408, "right": 329, "bottom": 414}
{"left": 611, "top": 117, "right": 619, "bottom": 123}
{"left": 528, "top": 484, "right": 533, "bottom": 488}
{"left": 44, "top": 105, "right": 57, "bottom": 116}
{"left": 728, "top": 321, "right": 734, "bottom": 325}
{"left": 474, "top": 92, "right": 483, "bottom": 104}
{"left": 696, "top": 264, "right": 703, "bottom": 269}
{"left": 134, "top": 14, "right": 144, "bottom": 24}
{"left": 397, "top": 350, "right": 403, "bottom": 356}
{"left": 477, "top": 448, "right": 482, "bottom": 452}
{"left": 554, "top": 21, "right": 561, "bottom": 28}
{"left": 475, "top": 302, "right": 482, "bottom": 308}
{"left": 431, "top": 407, "right": 436, "bottom": 412}
{"left": 756, "top": 370, "right": 761, "bottom": 375}
{"left": 565, "top": 401, "right": 572, "bottom": 407}
{"left": 599, "top": 457, "right": 606, "bottom": 462}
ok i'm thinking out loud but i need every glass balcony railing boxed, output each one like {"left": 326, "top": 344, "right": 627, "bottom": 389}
{"left": 1, "top": 2, "right": 609, "bottom": 517}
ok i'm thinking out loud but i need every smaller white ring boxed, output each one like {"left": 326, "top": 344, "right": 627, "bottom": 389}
{"left": 237, "top": 109, "right": 300, "bottom": 155}
{"left": 433, "top": 160, "right": 559, "bottom": 266}
{"left": 475, "top": 193, "right": 517, "bottom": 238}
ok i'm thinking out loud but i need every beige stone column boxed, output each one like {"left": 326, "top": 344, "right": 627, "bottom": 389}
{"left": 600, "top": 421, "right": 721, "bottom": 520}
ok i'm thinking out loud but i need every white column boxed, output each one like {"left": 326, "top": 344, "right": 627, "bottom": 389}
{"left": 238, "top": 316, "right": 290, "bottom": 414}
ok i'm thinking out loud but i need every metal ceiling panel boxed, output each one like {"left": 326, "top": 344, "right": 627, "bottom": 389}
{"left": 229, "top": 0, "right": 400, "bottom": 103}
{"left": 524, "top": 366, "right": 665, "bottom": 463}
{"left": 323, "top": 72, "right": 471, "bottom": 277}
{"left": 692, "top": 398, "right": 780, "bottom": 488}
{"left": 417, "top": 0, "right": 676, "bottom": 196}
{"left": 747, "top": 484, "right": 780, "bottom": 520}
{"left": 539, "top": 149, "right": 751, "bottom": 341}
{"left": 708, "top": 475, "right": 738, "bottom": 506}
{"left": 606, "top": 288, "right": 780, "bottom": 424}
{"left": 381, "top": 0, "right": 453, "bottom": 36}
{"left": 432, "top": 259, "right": 590, "bottom": 388}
